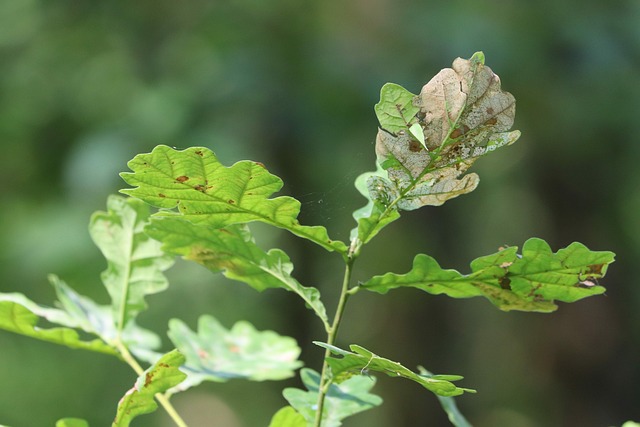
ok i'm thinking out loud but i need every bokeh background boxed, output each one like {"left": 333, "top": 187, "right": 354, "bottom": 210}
{"left": 1, "top": 1, "right": 638, "bottom": 426}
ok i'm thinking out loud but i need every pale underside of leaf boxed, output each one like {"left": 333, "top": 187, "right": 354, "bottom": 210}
{"left": 90, "top": 195, "right": 174, "bottom": 331}
{"left": 47, "top": 275, "right": 162, "bottom": 357}
{"left": 361, "top": 238, "right": 615, "bottom": 312}
{"left": 0, "top": 278, "right": 162, "bottom": 359}
{"left": 283, "top": 367, "right": 382, "bottom": 427}
{"left": 166, "top": 315, "right": 302, "bottom": 392}
{"left": 120, "top": 145, "right": 347, "bottom": 255}
{"left": 0, "top": 299, "right": 118, "bottom": 356}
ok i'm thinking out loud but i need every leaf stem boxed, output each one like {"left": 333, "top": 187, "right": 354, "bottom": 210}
{"left": 114, "top": 340, "right": 189, "bottom": 427}
{"left": 314, "top": 256, "right": 355, "bottom": 427}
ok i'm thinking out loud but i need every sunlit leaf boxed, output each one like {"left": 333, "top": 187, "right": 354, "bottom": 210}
{"left": 362, "top": 238, "right": 615, "bottom": 312}
{"left": 314, "top": 342, "right": 474, "bottom": 398}
{"left": 112, "top": 349, "right": 186, "bottom": 427}
{"left": 120, "top": 145, "right": 347, "bottom": 255}
{"left": 146, "top": 220, "right": 329, "bottom": 327}
{"left": 167, "top": 315, "right": 302, "bottom": 392}
{"left": 90, "top": 195, "right": 174, "bottom": 331}
{"left": 267, "top": 406, "right": 307, "bottom": 427}
{"left": 374, "top": 83, "right": 420, "bottom": 134}
{"left": 283, "top": 368, "right": 382, "bottom": 427}
{"left": 0, "top": 300, "right": 117, "bottom": 356}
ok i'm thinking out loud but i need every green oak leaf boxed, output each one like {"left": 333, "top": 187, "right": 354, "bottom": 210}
{"left": 374, "top": 82, "right": 420, "bottom": 134}
{"left": 119, "top": 145, "right": 347, "bottom": 255}
{"left": 0, "top": 194, "right": 169, "bottom": 359}
{"left": 0, "top": 300, "right": 118, "bottom": 356}
{"left": 314, "top": 342, "right": 474, "bottom": 397}
{"left": 283, "top": 368, "right": 382, "bottom": 427}
{"left": 0, "top": 277, "right": 161, "bottom": 358}
{"left": 361, "top": 238, "right": 615, "bottom": 312}
{"left": 145, "top": 220, "right": 329, "bottom": 328}
{"left": 167, "top": 315, "right": 302, "bottom": 392}
{"left": 48, "top": 275, "right": 162, "bottom": 357}
{"left": 90, "top": 195, "right": 174, "bottom": 331}
{"left": 267, "top": 407, "right": 307, "bottom": 427}
{"left": 112, "top": 349, "right": 187, "bottom": 427}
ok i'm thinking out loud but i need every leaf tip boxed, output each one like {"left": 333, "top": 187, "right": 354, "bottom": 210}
{"left": 470, "top": 51, "right": 485, "bottom": 65}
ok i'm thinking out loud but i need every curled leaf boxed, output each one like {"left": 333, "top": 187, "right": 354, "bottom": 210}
{"left": 314, "top": 342, "right": 474, "bottom": 398}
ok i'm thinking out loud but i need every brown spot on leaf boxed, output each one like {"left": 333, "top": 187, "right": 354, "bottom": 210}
{"left": 450, "top": 124, "right": 470, "bottom": 139}
{"left": 586, "top": 264, "right": 606, "bottom": 275}
{"left": 176, "top": 176, "right": 189, "bottom": 183}
{"left": 144, "top": 372, "right": 154, "bottom": 387}
{"left": 254, "top": 162, "right": 266, "bottom": 169}
{"left": 408, "top": 140, "right": 423, "bottom": 152}
{"left": 194, "top": 184, "right": 207, "bottom": 192}
{"left": 228, "top": 199, "right": 235, "bottom": 204}
{"left": 485, "top": 118, "right": 498, "bottom": 125}
{"left": 499, "top": 276, "right": 511, "bottom": 290}
{"left": 195, "top": 150, "right": 203, "bottom": 156}
{"left": 486, "top": 107, "right": 495, "bottom": 115}
{"left": 158, "top": 193, "right": 166, "bottom": 198}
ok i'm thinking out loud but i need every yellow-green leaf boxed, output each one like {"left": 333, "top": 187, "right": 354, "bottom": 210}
{"left": 120, "top": 145, "right": 347, "bottom": 255}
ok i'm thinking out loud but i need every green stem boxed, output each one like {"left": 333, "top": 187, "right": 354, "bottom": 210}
{"left": 314, "top": 256, "right": 355, "bottom": 427}
{"left": 115, "top": 340, "right": 189, "bottom": 427}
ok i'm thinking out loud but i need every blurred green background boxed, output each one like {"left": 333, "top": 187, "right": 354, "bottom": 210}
{"left": 1, "top": 0, "right": 638, "bottom": 426}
